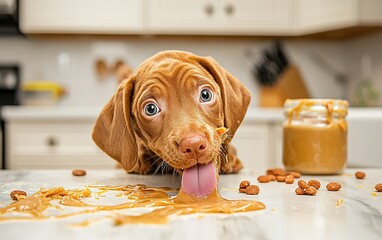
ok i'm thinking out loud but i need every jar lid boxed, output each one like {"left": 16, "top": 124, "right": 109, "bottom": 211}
{"left": 284, "top": 99, "right": 348, "bottom": 118}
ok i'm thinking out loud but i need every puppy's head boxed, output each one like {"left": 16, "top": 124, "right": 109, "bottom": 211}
{"left": 92, "top": 51, "right": 250, "bottom": 174}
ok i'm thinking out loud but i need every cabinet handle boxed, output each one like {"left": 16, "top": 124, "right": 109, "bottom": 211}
{"left": 224, "top": 4, "right": 235, "bottom": 16}
{"left": 204, "top": 4, "right": 214, "bottom": 16}
{"left": 47, "top": 137, "right": 58, "bottom": 147}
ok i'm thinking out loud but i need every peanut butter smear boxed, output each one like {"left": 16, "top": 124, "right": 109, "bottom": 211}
{"left": 0, "top": 185, "right": 265, "bottom": 225}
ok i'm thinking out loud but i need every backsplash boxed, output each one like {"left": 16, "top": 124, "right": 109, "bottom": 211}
{"left": 1, "top": 34, "right": 379, "bottom": 107}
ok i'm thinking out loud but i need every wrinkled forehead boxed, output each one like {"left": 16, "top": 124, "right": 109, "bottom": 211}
{"left": 134, "top": 58, "right": 216, "bottom": 95}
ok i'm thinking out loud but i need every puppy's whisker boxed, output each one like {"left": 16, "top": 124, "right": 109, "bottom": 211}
{"left": 149, "top": 157, "right": 162, "bottom": 169}
{"left": 145, "top": 154, "right": 161, "bottom": 162}
{"left": 153, "top": 161, "right": 165, "bottom": 176}
{"left": 161, "top": 161, "right": 171, "bottom": 175}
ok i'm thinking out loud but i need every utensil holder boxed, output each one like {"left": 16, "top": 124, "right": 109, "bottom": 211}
{"left": 259, "top": 65, "right": 310, "bottom": 107}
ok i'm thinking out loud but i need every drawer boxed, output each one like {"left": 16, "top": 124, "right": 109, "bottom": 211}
{"left": 6, "top": 122, "right": 116, "bottom": 169}
{"left": 8, "top": 122, "right": 101, "bottom": 157}
{"left": 9, "top": 155, "right": 115, "bottom": 169}
{"left": 231, "top": 124, "right": 269, "bottom": 169}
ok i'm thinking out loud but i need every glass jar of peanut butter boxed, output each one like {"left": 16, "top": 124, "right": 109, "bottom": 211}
{"left": 282, "top": 99, "right": 348, "bottom": 175}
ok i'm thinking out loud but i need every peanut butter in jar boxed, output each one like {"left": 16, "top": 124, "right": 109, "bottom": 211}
{"left": 282, "top": 99, "right": 348, "bottom": 175}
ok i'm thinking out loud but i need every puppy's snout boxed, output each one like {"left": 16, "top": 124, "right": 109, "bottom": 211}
{"left": 179, "top": 134, "right": 207, "bottom": 160}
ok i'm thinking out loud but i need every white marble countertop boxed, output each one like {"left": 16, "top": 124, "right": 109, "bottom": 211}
{"left": 2, "top": 105, "right": 382, "bottom": 123}
{"left": 0, "top": 169, "right": 381, "bottom": 240}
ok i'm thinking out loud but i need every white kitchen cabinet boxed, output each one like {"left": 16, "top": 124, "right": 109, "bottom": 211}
{"left": 5, "top": 121, "right": 115, "bottom": 169}
{"left": 146, "top": 0, "right": 294, "bottom": 35}
{"left": 20, "top": 0, "right": 143, "bottom": 34}
{"left": 231, "top": 123, "right": 270, "bottom": 170}
{"left": 19, "top": 0, "right": 382, "bottom": 37}
{"left": 295, "top": 0, "right": 382, "bottom": 35}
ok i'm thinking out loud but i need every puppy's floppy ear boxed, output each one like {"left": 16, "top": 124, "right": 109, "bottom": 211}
{"left": 197, "top": 56, "right": 251, "bottom": 138}
{"left": 92, "top": 78, "right": 138, "bottom": 172}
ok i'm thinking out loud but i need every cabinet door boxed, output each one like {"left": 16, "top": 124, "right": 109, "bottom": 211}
{"left": 296, "top": 0, "right": 358, "bottom": 33}
{"left": 218, "top": 0, "right": 293, "bottom": 35}
{"left": 147, "top": 0, "right": 218, "bottom": 34}
{"left": 231, "top": 124, "right": 269, "bottom": 170}
{"left": 6, "top": 122, "right": 115, "bottom": 169}
{"left": 147, "top": 0, "right": 293, "bottom": 35}
{"left": 20, "top": 0, "right": 143, "bottom": 34}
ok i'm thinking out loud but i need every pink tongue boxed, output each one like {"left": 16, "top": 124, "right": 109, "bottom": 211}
{"left": 181, "top": 162, "right": 217, "bottom": 198}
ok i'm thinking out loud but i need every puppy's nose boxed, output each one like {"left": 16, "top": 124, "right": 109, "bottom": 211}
{"left": 179, "top": 134, "right": 207, "bottom": 159}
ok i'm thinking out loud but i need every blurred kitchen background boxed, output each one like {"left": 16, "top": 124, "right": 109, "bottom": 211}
{"left": 0, "top": 0, "right": 381, "bottom": 170}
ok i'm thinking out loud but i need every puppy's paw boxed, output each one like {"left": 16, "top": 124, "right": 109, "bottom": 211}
{"left": 220, "top": 156, "right": 243, "bottom": 174}
{"left": 130, "top": 159, "right": 153, "bottom": 175}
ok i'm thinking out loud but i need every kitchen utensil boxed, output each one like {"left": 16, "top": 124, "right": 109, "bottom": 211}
{"left": 21, "top": 81, "right": 66, "bottom": 105}
{"left": 253, "top": 42, "right": 310, "bottom": 107}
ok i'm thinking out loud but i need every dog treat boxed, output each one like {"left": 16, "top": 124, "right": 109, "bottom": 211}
{"left": 286, "top": 171, "right": 301, "bottom": 178}
{"left": 326, "top": 182, "right": 342, "bottom": 191}
{"left": 272, "top": 168, "right": 286, "bottom": 176}
{"left": 216, "top": 127, "right": 228, "bottom": 135}
{"left": 276, "top": 176, "right": 286, "bottom": 182}
{"left": 305, "top": 186, "right": 317, "bottom": 195}
{"left": 355, "top": 171, "right": 366, "bottom": 179}
{"left": 298, "top": 180, "right": 309, "bottom": 189}
{"left": 246, "top": 185, "right": 260, "bottom": 195}
{"left": 10, "top": 190, "right": 27, "bottom": 201}
{"left": 295, "top": 187, "right": 305, "bottom": 195}
{"left": 257, "top": 175, "right": 271, "bottom": 183}
{"left": 375, "top": 183, "right": 382, "bottom": 192}
{"left": 308, "top": 180, "right": 321, "bottom": 190}
{"left": 72, "top": 169, "right": 87, "bottom": 176}
{"left": 240, "top": 180, "right": 250, "bottom": 188}
{"left": 267, "top": 175, "right": 276, "bottom": 181}
{"left": 239, "top": 187, "right": 247, "bottom": 193}
{"left": 285, "top": 175, "right": 294, "bottom": 184}
{"left": 216, "top": 127, "right": 229, "bottom": 142}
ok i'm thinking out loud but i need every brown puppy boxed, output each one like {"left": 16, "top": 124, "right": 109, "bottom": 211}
{"left": 92, "top": 51, "right": 250, "bottom": 196}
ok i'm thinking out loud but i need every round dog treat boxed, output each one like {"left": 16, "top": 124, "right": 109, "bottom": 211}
{"left": 286, "top": 171, "right": 301, "bottom": 178}
{"left": 375, "top": 183, "right": 382, "bottom": 192}
{"left": 355, "top": 171, "right": 366, "bottom": 179}
{"left": 10, "top": 190, "right": 27, "bottom": 201}
{"left": 267, "top": 175, "right": 276, "bottom": 181}
{"left": 72, "top": 169, "right": 87, "bottom": 176}
{"left": 285, "top": 175, "right": 295, "bottom": 184}
{"left": 326, "top": 182, "right": 341, "bottom": 191}
{"left": 240, "top": 180, "right": 250, "bottom": 188}
{"left": 239, "top": 187, "right": 247, "bottom": 193}
{"left": 257, "top": 175, "right": 270, "bottom": 183}
{"left": 308, "top": 180, "right": 321, "bottom": 189}
{"left": 246, "top": 185, "right": 260, "bottom": 195}
{"left": 298, "top": 180, "right": 309, "bottom": 189}
{"left": 266, "top": 169, "right": 274, "bottom": 175}
{"left": 295, "top": 187, "right": 305, "bottom": 195}
{"left": 272, "top": 168, "right": 286, "bottom": 176}
{"left": 276, "top": 176, "right": 286, "bottom": 182}
{"left": 305, "top": 186, "right": 317, "bottom": 195}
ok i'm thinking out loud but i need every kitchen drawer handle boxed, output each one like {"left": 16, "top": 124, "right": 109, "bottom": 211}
{"left": 47, "top": 136, "right": 58, "bottom": 147}
{"left": 224, "top": 4, "right": 235, "bottom": 16}
{"left": 204, "top": 4, "right": 214, "bottom": 16}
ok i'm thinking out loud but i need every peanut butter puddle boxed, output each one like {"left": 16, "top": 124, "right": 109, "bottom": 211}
{"left": 0, "top": 185, "right": 265, "bottom": 225}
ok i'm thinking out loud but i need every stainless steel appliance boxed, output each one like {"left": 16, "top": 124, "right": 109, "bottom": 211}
{"left": 0, "top": 65, "right": 20, "bottom": 169}
{"left": 0, "top": 65, "right": 19, "bottom": 105}
{"left": 0, "top": 0, "right": 21, "bottom": 35}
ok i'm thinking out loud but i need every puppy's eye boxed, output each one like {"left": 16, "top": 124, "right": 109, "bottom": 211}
{"left": 144, "top": 103, "right": 160, "bottom": 116}
{"left": 200, "top": 89, "right": 214, "bottom": 102}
